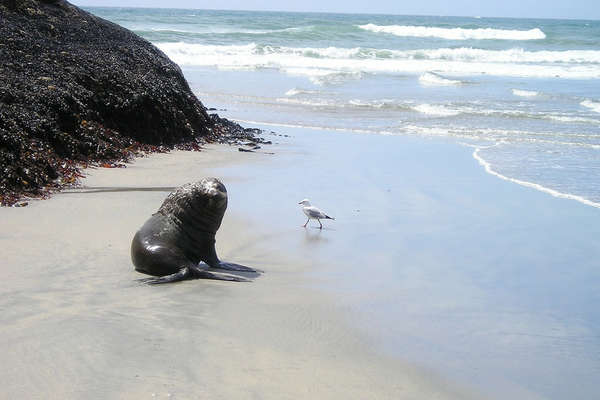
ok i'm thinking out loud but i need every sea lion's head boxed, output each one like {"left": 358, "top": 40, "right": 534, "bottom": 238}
{"left": 158, "top": 178, "right": 228, "bottom": 235}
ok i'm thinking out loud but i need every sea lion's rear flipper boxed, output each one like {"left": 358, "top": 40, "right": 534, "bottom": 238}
{"left": 191, "top": 266, "right": 249, "bottom": 282}
{"left": 204, "top": 255, "right": 259, "bottom": 273}
{"left": 139, "top": 266, "right": 248, "bottom": 284}
{"left": 214, "top": 262, "right": 261, "bottom": 273}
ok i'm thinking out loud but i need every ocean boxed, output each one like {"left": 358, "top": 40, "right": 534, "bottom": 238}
{"left": 83, "top": 8, "right": 600, "bottom": 399}
{"left": 89, "top": 8, "right": 600, "bottom": 209}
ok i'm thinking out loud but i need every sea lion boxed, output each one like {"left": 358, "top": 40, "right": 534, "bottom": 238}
{"left": 131, "top": 178, "right": 257, "bottom": 284}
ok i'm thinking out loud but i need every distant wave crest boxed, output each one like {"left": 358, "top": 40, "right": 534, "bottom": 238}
{"left": 512, "top": 89, "right": 539, "bottom": 97}
{"left": 581, "top": 100, "right": 600, "bottom": 113}
{"left": 419, "top": 72, "right": 463, "bottom": 86}
{"left": 358, "top": 24, "right": 546, "bottom": 40}
{"left": 412, "top": 103, "right": 461, "bottom": 116}
{"left": 285, "top": 88, "right": 320, "bottom": 96}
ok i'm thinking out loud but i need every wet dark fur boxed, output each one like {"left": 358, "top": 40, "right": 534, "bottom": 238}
{"left": 131, "top": 178, "right": 257, "bottom": 284}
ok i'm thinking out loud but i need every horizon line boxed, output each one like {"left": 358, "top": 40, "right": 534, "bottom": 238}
{"left": 76, "top": 5, "right": 600, "bottom": 22}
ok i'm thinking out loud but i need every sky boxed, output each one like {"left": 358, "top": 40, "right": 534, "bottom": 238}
{"left": 70, "top": 0, "right": 600, "bottom": 20}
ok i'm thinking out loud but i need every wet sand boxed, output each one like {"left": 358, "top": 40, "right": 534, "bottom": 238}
{"left": 3, "top": 123, "right": 599, "bottom": 399}
{"left": 0, "top": 144, "right": 478, "bottom": 399}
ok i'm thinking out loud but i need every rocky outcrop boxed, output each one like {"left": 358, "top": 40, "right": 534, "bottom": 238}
{"left": 0, "top": 0, "right": 262, "bottom": 205}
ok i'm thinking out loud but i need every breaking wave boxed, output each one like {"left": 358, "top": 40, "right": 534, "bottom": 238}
{"left": 358, "top": 24, "right": 546, "bottom": 40}
{"left": 155, "top": 42, "right": 600, "bottom": 80}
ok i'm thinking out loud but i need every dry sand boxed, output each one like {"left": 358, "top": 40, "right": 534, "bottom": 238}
{"left": 0, "top": 145, "right": 480, "bottom": 399}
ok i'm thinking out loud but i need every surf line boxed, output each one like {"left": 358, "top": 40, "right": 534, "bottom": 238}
{"left": 472, "top": 146, "right": 600, "bottom": 209}
{"left": 230, "top": 118, "right": 395, "bottom": 135}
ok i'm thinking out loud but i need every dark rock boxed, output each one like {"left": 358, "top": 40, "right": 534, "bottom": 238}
{"left": 0, "top": 0, "right": 269, "bottom": 205}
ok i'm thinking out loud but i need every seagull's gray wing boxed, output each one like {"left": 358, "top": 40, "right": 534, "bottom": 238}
{"left": 305, "top": 206, "right": 328, "bottom": 219}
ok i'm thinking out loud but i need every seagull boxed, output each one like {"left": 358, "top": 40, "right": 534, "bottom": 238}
{"left": 298, "top": 199, "right": 335, "bottom": 229}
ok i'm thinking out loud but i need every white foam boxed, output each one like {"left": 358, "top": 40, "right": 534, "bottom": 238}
{"left": 440, "top": 105, "right": 600, "bottom": 125}
{"left": 285, "top": 88, "right": 302, "bottom": 96}
{"left": 512, "top": 89, "right": 539, "bottom": 97}
{"left": 473, "top": 148, "right": 600, "bottom": 208}
{"left": 413, "top": 104, "right": 461, "bottom": 117}
{"left": 276, "top": 97, "right": 334, "bottom": 107}
{"left": 275, "top": 97, "right": 408, "bottom": 111}
{"left": 408, "top": 47, "right": 600, "bottom": 64}
{"left": 243, "top": 90, "right": 600, "bottom": 126}
{"left": 348, "top": 99, "right": 388, "bottom": 108}
{"left": 282, "top": 67, "right": 332, "bottom": 77}
{"left": 547, "top": 115, "right": 599, "bottom": 124}
{"left": 155, "top": 42, "right": 600, "bottom": 79}
{"left": 230, "top": 119, "right": 394, "bottom": 135}
{"left": 419, "top": 72, "right": 462, "bottom": 86}
{"left": 581, "top": 100, "right": 600, "bottom": 113}
{"left": 358, "top": 24, "right": 546, "bottom": 40}
{"left": 400, "top": 124, "right": 600, "bottom": 145}
{"left": 160, "top": 42, "right": 600, "bottom": 64}
{"left": 284, "top": 88, "right": 319, "bottom": 96}
{"left": 280, "top": 67, "right": 359, "bottom": 85}
{"left": 307, "top": 71, "right": 364, "bottom": 86}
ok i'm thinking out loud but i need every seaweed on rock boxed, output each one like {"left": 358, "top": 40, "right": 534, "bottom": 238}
{"left": 0, "top": 0, "right": 266, "bottom": 206}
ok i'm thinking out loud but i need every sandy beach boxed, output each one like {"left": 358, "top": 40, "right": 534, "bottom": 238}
{"left": 0, "top": 139, "right": 483, "bottom": 399}
{"left": 2, "top": 123, "right": 600, "bottom": 399}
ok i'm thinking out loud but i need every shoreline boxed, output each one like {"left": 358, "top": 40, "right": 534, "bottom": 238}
{"left": 472, "top": 146, "right": 600, "bottom": 209}
{"left": 234, "top": 117, "right": 600, "bottom": 211}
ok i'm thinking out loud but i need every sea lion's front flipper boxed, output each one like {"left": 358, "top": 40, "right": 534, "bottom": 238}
{"left": 139, "top": 267, "right": 192, "bottom": 284}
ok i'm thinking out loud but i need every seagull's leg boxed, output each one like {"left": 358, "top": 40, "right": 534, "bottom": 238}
{"left": 303, "top": 218, "right": 309, "bottom": 227}
{"left": 318, "top": 219, "right": 322, "bottom": 229}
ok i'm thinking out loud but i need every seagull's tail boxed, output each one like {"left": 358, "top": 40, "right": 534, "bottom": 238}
{"left": 325, "top": 215, "right": 335, "bottom": 220}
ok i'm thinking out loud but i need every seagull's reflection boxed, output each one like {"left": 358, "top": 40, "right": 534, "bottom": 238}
{"left": 303, "top": 227, "right": 330, "bottom": 243}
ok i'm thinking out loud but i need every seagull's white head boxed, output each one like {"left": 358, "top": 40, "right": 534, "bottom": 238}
{"left": 298, "top": 199, "right": 311, "bottom": 206}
